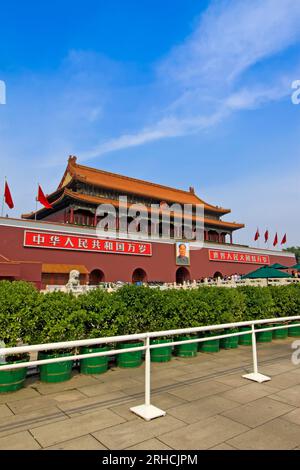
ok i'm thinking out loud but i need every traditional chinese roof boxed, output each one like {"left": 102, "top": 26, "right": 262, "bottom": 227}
{"left": 22, "top": 188, "right": 244, "bottom": 231}
{"left": 42, "top": 264, "right": 89, "bottom": 274}
{"left": 57, "top": 156, "right": 231, "bottom": 214}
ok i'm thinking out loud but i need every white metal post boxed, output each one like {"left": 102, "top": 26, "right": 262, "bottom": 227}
{"left": 130, "top": 335, "right": 166, "bottom": 421}
{"left": 243, "top": 324, "right": 271, "bottom": 383}
{"left": 252, "top": 324, "right": 258, "bottom": 374}
{"left": 145, "top": 335, "right": 151, "bottom": 406}
{"left": 1, "top": 177, "right": 6, "bottom": 218}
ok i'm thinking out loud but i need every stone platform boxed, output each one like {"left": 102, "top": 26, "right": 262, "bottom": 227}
{"left": 0, "top": 338, "right": 300, "bottom": 450}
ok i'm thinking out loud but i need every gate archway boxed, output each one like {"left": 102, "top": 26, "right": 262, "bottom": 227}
{"left": 89, "top": 269, "right": 105, "bottom": 285}
{"left": 132, "top": 268, "right": 147, "bottom": 284}
{"left": 213, "top": 271, "right": 223, "bottom": 279}
{"left": 176, "top": 267, "right": 191, "bottom": 284}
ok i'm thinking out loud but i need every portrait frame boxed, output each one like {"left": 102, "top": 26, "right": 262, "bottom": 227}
{"left": 175, "top": 242, "right": 190, "bottom": 266}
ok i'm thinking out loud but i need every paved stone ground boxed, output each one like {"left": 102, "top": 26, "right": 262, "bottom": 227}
{"left": 1, "top": 338, "right": 300, "bottom": 450}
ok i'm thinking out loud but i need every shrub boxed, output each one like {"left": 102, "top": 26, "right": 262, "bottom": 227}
{"left": 153, "top": 287, "right": 246, "bottom": 331}
{"left": 1, "top": 281, "right": 299, "bottom": 347}
{"left": 237, "top": 286, "right": 274, "bottom": 320}
{"left": 77, "top": 288, "right": 120, "bottom": 338}
{"left": 113, "top": 285, "right": 164, "bottom": 335}
{"left": 194, "top": 287, "right": 246, "bottom": 326}
{"left": 0, "top": 280, "right": 39, "bottom": 348}
{"left": 290, "top": 285, "right": 300, "bottom": 314}
{"left": 30, "top": 291, "right": 85, "bottom": 345}
{"left": 159, "top": 288, "right": 201, "bottom": 330}
{"left": 269, "top": 285, "right": 300, "bottom": 318}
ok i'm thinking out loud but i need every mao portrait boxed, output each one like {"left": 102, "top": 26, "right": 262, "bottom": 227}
{"left": 176, "top": 242, "right": 190, "bottom": 266}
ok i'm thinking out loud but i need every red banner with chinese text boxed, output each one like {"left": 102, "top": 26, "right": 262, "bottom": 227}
{"left": 24, "top": 231, "right": 152, "bottom": 256}
{"left": 209, "top": 249, "right": 270, "bottom": 265}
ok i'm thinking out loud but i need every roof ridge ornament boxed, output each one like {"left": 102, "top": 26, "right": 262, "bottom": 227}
{"left": 68, "top": 155, "right": 77, "bottom": 165}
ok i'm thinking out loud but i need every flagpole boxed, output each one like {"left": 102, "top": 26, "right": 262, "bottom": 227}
{"left": 256, "top": 228, "right": 260, "bottom": 249}
{"left": 35, "top": 183, "right": 38, "bottom": 221}
{"left": 1, "top": 177, "right": 5, "bottom": 218}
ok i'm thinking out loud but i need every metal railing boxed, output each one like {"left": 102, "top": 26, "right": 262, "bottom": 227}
{"left": 43, "top": 277, "right": 300, "bottom": 294}
{"left": 1, "top": 315, "right": 300, "bottom": 421}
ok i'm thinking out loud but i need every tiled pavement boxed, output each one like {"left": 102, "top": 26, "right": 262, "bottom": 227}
{"left": 1, "top": 338, "right": 300, "bottom": 450}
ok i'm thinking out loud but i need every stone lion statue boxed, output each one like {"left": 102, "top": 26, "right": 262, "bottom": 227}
{"left": 66, "top": 270, "right": 80, "bottom": 291}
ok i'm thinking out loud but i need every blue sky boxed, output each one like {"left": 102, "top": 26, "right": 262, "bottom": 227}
{"left": 0, "top": 0, "right": 299, "bottom": 247}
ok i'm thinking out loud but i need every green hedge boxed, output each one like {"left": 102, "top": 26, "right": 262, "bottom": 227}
{"left": 237, "top": 286, "right": 275, "bottom": 320}
{"left": 0, "top": 281, "right": 299, "bottom": 347}
{"left": 0, "top": 281, "right": 39, "bottom": 347}
{"left": 269, "top": 285, "right": 300, "bottom": 317}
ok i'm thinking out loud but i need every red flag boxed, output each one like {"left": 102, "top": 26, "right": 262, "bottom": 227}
{"left": 254, "top": 228, "right": 260, "bottom": 241}
{"left": 273, "top": 232, "right": 278, "bottom": 247}
{"left": 4, "top": 181, "right": 14, "bottom": 209}
{"left": 281, "top": 233, "right": 287, "bottom": 245}
{"left": 37, "top": 185, "right": 52, "bottom": 209}
{"left": 264, "top": 230, "right": 269, "bottom": 243}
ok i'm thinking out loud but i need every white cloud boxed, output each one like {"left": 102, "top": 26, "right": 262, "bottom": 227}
{"left": 2, "top": 0, "right": 300, "bottom": 222}
{"left": 80, "top": 81, "right": 291, "bottom": 160}
{"left": 160, "top": 0, "right": 300, "bottom": 86}
{"left": 80, "top": 0, "right": 300, "bottom": 159}
{"left": 80, "top": 123, "right": 181, "bottom": 161}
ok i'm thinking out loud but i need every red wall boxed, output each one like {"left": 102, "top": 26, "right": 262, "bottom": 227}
{"left": 41, "top": 208, "right": 67, "bottom": 223}
{"left": 0, "top": 222, "right": 296, "bottom": 286}
{"left": 19, "top": 263, "right": 43, "bottom": 289}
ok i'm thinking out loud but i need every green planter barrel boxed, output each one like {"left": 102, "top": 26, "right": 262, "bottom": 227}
{"left": 220, "top": 329, "right": 239, "bottom": 349}
{"left": 117, "top": 342, "right": 143, "bottom": 368}
{"left": 80, "top": 345, "right": 109, "bottom": 375}
{"left": 288, "top": 322, "right": 300, "bottom": 337}
{"left": 150, "top": 339, "right": 172, "bottom": 363}
{"left": 238, "top": 326, "right": 252, "bottom": 346}
{"left": 198, "top": 332, "right": 220, "bottom": 353}
{"left": 38, "top": 351, "right": 73, "bottom": 383}
{"left": 0, "top": 356, "right": 29, "bottom": 393}
{"left": 174, "top": 336, "right": 198, "bottom": 357}
{"left": 256, "top": 325, "right": 273, "bottom": 343}
{"left": 273, "top": 324, "right": 288, "bottom": 339}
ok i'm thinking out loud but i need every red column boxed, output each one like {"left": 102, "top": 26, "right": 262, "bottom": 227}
{"left": 70, "top": 207, "right": 74, "bottom": 224}
{"left": 153, "top": 222, "right": 158, "bottom": 236}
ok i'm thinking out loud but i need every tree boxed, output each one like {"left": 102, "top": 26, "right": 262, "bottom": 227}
{"left": 283, "top": 246, "right": 300, "bottom": 263}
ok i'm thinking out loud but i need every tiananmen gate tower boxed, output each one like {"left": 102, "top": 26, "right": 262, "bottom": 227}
{"left": 0, "top": 156, "right": 296, "bottom": 288}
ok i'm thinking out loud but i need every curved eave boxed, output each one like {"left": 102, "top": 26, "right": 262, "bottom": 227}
{"left": 205, "top": 220, "right": 245, "bottom": 231}
{"left": 47, "top": 186, "right": 67, "bottom": 203}
{"left": 21, "top": 190, "right": 69, "bottom": 219}
{"left": 41, "top": 189, "right": 243, "bottom": 230}
{"left": 58, "top": 157, "right": 77, "bottom": 189}
{"left": 61, "top": 157, "right": 231, "bottom": 215}
{"left": 69, "top": 190, "right": 243, "bottom": 229}
{"left": 73, "top": 173, "right": 230, "bottom": 214}
{"left": 22, "top": 187, "right": 244, "bottom": 231}
{"left": 202, "top": 204, "right": 231, "bottom": 215}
